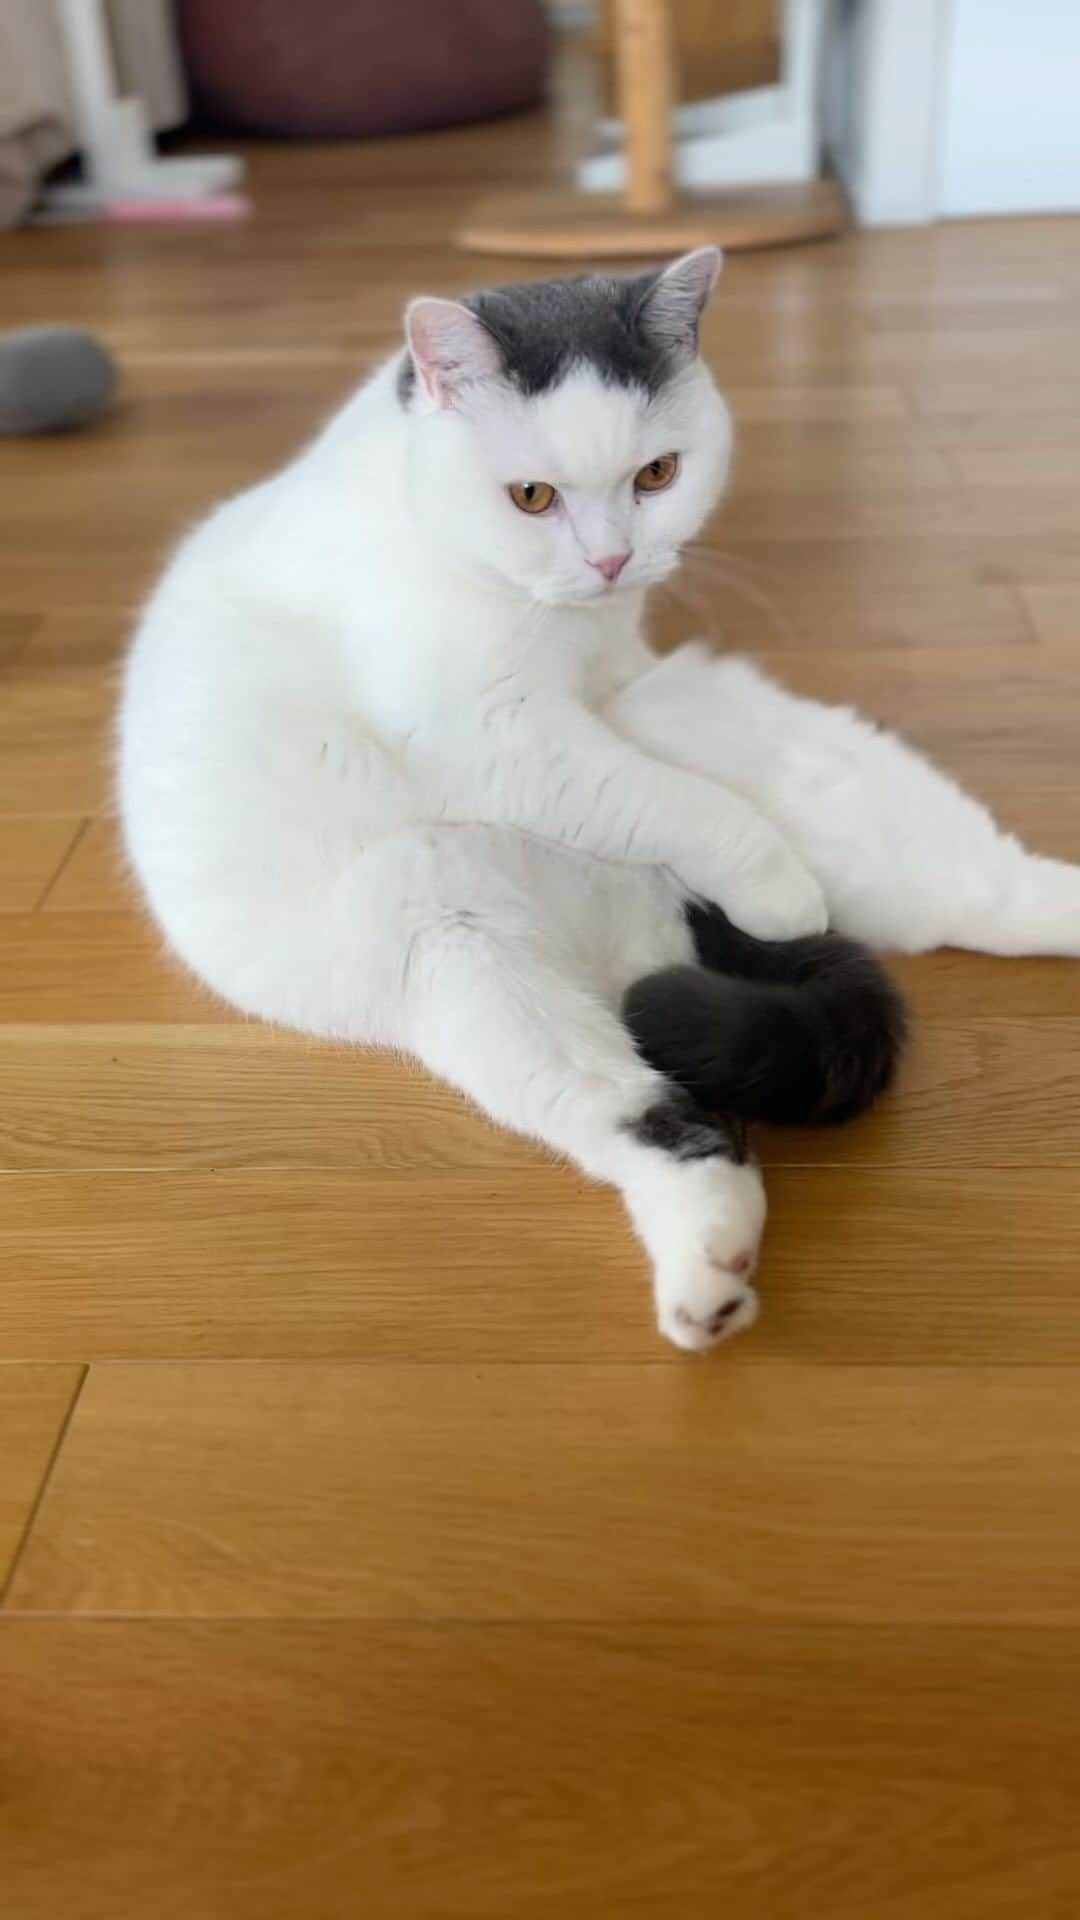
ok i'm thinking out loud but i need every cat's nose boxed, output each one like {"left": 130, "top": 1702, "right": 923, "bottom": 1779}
{"left": 589, "top": 551, "right": 631, "bottom": 584}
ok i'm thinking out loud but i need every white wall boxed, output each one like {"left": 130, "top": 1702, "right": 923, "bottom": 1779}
{"left": 938, "top": 0, "right": 1080, "bottom": 216}
{"left": 825, "top": 0, "right": 946, "bottom": 225}
{"left": 827, "top": 0, "right": 1080, "bottom": 225}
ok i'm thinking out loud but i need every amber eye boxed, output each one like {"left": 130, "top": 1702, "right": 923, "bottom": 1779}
{"left": 509, "top": 480, "right": 557, "bottom": 515}
{"left": 635, "top": 453, "right": 679, "bottom": 494}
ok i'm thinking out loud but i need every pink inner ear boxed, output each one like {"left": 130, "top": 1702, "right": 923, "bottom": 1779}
{"left": 405, "top": 298, "right": 501, "bottom": 408}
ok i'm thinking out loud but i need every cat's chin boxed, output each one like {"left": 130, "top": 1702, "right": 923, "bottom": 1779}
{"left": 532, "top": 585, "right": 616, "bottom": 608}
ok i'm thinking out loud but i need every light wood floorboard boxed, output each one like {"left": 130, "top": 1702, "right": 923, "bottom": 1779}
{"left": 1, "top": 54, "right": 1078, "bottom": 1916}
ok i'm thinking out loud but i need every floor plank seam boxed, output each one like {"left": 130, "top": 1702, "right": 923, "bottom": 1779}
{"left": 32, "top": 816, "right": 90, "bottom": 913}
{"left": 0, "top": 1363, "right": 88, "bottom": 1610}
{"left": 7, "top": 1612, "right": 1080, "bottom": 1632}
{"left": 3, "top": 1356, "right": 1077, "bottom": 1371}
{"left": 1011, "top": 583, "right": 1050, "bottom": 646}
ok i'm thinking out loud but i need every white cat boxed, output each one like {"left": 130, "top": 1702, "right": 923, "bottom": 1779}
{"left": 119, "top": 249, "right": 1080, "bottom": 1350}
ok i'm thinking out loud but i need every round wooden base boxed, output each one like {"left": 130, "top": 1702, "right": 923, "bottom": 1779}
{"left": 457, "top": 179, "right": 848, "bottom": 260}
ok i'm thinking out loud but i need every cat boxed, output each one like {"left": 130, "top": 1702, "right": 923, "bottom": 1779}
{"left": 118, "top": 248, "right": 1080, "bottom": 1351}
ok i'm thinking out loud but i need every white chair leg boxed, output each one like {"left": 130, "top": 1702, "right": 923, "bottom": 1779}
{"left": 47, "top": 0, "right": 243, "bottom": 210}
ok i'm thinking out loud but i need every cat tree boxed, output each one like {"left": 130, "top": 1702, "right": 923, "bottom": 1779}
{"left": 458, "top": 0, "right": 845, "bottom": 258}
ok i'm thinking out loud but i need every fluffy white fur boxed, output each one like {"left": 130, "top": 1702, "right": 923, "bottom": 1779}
{"left": 119, "top": 252, "right": 1080, "bottom": 1350}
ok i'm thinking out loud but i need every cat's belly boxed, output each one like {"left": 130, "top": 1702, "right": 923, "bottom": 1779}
{"left": 377, "top": 822, "right": 696, "bottom": 1005}
{"left": 127, "top": 731, "right": 692, "bottom": 1031}
{"left": 120, "top": 628, "right": 692, "bottom": 1029}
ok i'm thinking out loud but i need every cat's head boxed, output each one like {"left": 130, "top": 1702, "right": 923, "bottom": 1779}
{"left": 399, "top": 250, "right": 730, "bottom": 605}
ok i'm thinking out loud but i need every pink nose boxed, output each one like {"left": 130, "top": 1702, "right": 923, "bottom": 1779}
{"left": 590, "top": 551, "right": 631, "bottom": 583}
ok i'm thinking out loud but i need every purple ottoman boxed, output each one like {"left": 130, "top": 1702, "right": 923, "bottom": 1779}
{"left": 177, "top": 0, "right": 550, "bottom": 139}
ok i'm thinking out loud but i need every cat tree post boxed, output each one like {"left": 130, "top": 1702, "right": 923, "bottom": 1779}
{"left": 619, "top": 0, "right": 675, "bottom": 215}
{"left": 458, "top": 0, "right": 845, "bottom": 258}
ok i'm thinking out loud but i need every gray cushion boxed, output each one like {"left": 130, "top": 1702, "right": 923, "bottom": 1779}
{"left": 0, "top": 327, "right": 117, "bottom": 434}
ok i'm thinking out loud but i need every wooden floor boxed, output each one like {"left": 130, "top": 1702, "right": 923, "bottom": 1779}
{"left": 3, "top": 87, "right": 1080, "bottom": 1920}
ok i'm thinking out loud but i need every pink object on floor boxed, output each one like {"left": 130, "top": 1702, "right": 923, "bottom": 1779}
{"left": 104, "top": 195, "right": 251, "bottom": 222}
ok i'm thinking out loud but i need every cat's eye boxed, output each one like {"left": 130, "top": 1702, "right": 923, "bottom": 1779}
{"left": 509, "top": 481, "right": 557, "bottom": 515}
{"left": 635, "top": 453, "right": 679, "bottom": 494}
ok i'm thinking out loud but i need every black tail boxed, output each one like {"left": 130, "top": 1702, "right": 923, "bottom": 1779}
{"left": 622, "top": 904, "right": 906, "bottom": 1128}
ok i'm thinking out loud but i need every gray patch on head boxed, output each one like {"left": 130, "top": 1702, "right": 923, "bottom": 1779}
{"left": 464, "top": 269, "right": 681, "bottom": 397}
{"left": 398, "top": 264, "right": 700, "bottom": 409}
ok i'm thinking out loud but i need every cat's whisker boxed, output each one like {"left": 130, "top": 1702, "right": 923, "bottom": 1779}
{"left": 664, "top": 545, "right": 800, "bottom": 649}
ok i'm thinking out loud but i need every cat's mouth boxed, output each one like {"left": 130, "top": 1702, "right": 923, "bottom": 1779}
{"left": 534, "top": 579, "right": 630, "bottom": 607}
{"left": 532, "top": 553, "right": 679, "bottom": 606}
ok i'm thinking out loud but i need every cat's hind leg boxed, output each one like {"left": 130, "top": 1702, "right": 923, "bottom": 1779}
{"left": 391, "top": 831, "right": 767, "bottom": 1352}
{"left": 610, "top": 645, "right": 1080, "bottom": 957}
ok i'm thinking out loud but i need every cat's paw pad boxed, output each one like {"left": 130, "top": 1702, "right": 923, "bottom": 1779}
{"left": 658, "top": 1260, "right": 760, "bottom": 1352}
{"left": 655, "top": 1207, "right": 762, "bottom": 1351}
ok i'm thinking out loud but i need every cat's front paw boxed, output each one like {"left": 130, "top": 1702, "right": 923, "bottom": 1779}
{"left": 719, "top": 843, "right": 828, "bottom": 942}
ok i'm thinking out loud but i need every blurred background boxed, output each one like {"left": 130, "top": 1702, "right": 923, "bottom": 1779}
{"left": 2, "top": 0, "right": 1078, "bottom": 233}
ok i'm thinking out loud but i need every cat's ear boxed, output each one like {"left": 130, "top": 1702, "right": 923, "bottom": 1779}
{"left": 637, "top": 247, "right": 722, "bottom": 357}
{"left": 404, "top": 298, "right": 502, "bottom": 408}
